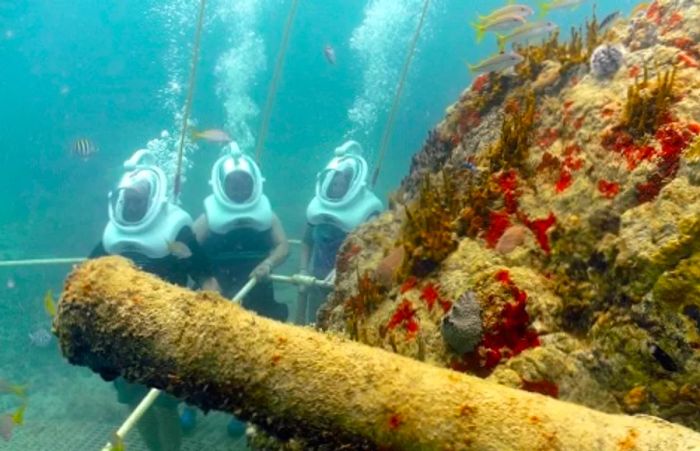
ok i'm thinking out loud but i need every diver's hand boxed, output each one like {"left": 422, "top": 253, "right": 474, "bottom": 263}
{"left": 250, "top": 261, "right": 272, "bottom": 280}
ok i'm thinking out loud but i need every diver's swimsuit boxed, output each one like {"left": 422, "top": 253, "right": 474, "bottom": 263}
{"left": 304, "top": 223, "right": 347, "bottom": 280}
{"left": 301, "top": 223, "right": 347, "bottom": 322}
{"left": 201, "top": 227, "right": 288, "bottom": 322}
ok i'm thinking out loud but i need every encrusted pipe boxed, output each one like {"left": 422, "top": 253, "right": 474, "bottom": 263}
{"left": 54, "top": 257, "right": 700, "bottom": 450}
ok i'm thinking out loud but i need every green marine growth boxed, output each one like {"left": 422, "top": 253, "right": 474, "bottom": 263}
{"left": 488, "top": 91, "right": 537, "bottom": 174}
{"left": 397, "top": 170, "right": 465, "bottom": 280}
{"left": 515, "top": 14, "right": 601, "bottom": 81}
{"left": 345, "top": 271, "right": 384, "bottom": 340}
{"left": 622, "top": 66, "right": 678, "bottom": 139}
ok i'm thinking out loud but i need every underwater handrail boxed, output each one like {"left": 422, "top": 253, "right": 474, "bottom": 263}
{"left": 0, "top": 242, "right": 303, "bottom": 267}
{"left": 0, "top": 257, "right": 86, "bottom": 267}
{"left": 269, "top": 273, "right": 333, "bottom": 289}
{"left": 254, "top": 0, "right": 300, "bottom": 164}
{"left": 173, "top": 0, "right": 207, "bottom": 199}
{"left": 371, "top": 0, "right": 431, "bottom": 188}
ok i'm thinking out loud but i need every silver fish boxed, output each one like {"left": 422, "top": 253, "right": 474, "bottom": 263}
{"left": 497, "top": 21, "right": 559, "bottom": 49}
{"left": 467, "top": 51, "right": 524, "bottom": 74}
{"left": 28, "top": 328, "right": 52, "bottom": 348}
{"left": 539, "top": 0, "right": 587, "bottom": 16}
{"left": 477, "top": 4, "right": 534, "bottom": 24}
{"left": 472, "top": 14, "right": 527, "bottom": 43}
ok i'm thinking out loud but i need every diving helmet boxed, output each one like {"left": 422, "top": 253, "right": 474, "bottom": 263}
{"left": 204, "top": 142, "right": 273, "bottom": 233}
{"left": 108, "top": 149, "right": 168, "bottom": 232}
{"left": 306, "top": 140, "right": 383, "bottom": 232}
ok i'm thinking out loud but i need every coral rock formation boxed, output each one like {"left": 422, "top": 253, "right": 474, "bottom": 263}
{"left": 321, "top": 0, "right": 700, "bottom": 433}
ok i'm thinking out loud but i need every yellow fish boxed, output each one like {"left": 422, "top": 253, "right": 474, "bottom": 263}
{"left": 11, "top": 405, "right": 25, "bottom": 426}
{"left": 0, "top": 380, "right": 26, "bottom": 398}
{"left": 44, "top": 289, "right": 56, "bottom": 318}
{"left": 0, "top": 405, "right": 25, "bottom": 442}
{"left": 166, "top": 241, "right": 193, "bottom": 259}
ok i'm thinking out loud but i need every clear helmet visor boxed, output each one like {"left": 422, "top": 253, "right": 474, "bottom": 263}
{"left": 319, "top": 162, "right": 358, "bottom": 203}
{"left": 221, "top": 167, "right": 255, "bottom": 205}
{"left": 110, "top": 170, "right": 158, "bottom": 226}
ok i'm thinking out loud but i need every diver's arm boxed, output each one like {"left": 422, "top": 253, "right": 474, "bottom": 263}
{"left": 176, "top": 226, "right": 219, "bottom": 291}
{"left": 250, "top": 214, "right": 289, "bottom": 280}
{"left": 266, "top": 213, "right": 290, "bottom": 269}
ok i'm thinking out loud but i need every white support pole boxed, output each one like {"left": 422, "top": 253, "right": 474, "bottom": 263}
{"left": 0, "top": 257, "right": 86, "bottom": 267}
{"left": 100, "top": 388, "right": 161, "bottom": 451}
{"left": 0, "top": 241, "right": 303, "bottom": 269}
{"left": 232, "top": 277, "right": 257, "bottom": 304}
{"left": 269, "top": 273, "right": 334, "bottom": 290}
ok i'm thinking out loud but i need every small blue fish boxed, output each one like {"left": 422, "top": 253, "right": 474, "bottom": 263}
{"left": 599, "top": 11, "right": 621, "bottom": 32}
{"left": 462, "top": 161, "right": 479, "bottom": 173}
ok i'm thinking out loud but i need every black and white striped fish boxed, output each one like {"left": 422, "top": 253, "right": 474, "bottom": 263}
{"left": 71, "top": 138, "right": 98, "bottom": 159}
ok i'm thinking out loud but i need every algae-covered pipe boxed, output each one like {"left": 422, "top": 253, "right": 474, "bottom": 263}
{"left": 54, "top": 257, "right": 700, "bottom": 450}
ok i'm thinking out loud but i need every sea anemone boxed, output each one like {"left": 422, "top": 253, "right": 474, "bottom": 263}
{"left": 441, "top": 291, "right": 482, "bottom": 354}
{"left": 590, "top": 44, "right": 624, "bottom": 78}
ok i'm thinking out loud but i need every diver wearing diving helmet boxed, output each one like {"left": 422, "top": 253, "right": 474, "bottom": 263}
{"left": 194, "top": 142, "right": 289, "bottom": 321}
{"left": 297, "top": 140, "right": 383, "bottom": 324}
{"left": 89, "top": 149, "right": 218, "bottom": 451}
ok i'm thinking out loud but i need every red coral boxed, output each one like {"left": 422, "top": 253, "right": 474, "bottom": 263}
{"left": 400, "top": 276, "right": 418, "bottom": 294}
{"left": 628, "top": 65, "right": 641, "bottom": 78}
{"left": 497, "top": 170, "right": 520, "bottom": 213}
{"left": 484, "top": 210, "right": 512, "bottom": 248}
{"left": 573, "top": 116, "right": 585, "bottom": 130}
{"left": 662, "top": 11, "right": 683, "bottom": 34}
{"left": 471, "top": 73, "right": 489, "bottom": 93}
{"left": 387, "top": 299, "right": 419, "bottom": 336}
{"left": 602, "top": 128, "right": 656, "bottom": 170}
{"left": 523, "top": 213, "right": 556, "bottom": 254}
{"left": 495, "top": 269, "right": 512, "bottom": 284}
{"left": 555, "top": 170, "right": 572, "bottom": 193}
{"left": 646, "top": 1, "right": 662, "bottom": 25}
{"left": 477, "top": 272, "right": 540, "bottom": 369}
{"left": 388, "top": 413, "right": 402, "bottom": 430}
{"left": 673, "top": 37, "right": 694, "bottom": 50}
{"left": 438, "top": 298, "right": 453, "bottom": 314}
{"left": 537, "top": 127, "right": 559, "bottom": 148}
{"left": 636, "top": 123, "right": 696, "bottom": 203}
{"left": 597, "top": 180, "right": 620, "bottom": 198}
{"left": 460, "top": 109, "right": 482, "bottom": 130}
{"left": 677, "top": 52, "right": 699, "bottom": 68}
{"left": 521, "top": 379, "right": 559, "bottom": 398}
{"left": 420, "top": 283, "right": 440, "bottom": 311}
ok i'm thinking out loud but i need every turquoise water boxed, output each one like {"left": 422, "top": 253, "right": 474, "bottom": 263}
{"left": 0, "top": 0, "right": 641, "bottom": 449}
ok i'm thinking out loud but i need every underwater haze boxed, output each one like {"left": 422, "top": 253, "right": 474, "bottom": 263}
{"left": 0, "top": 0, "right": 643, "bottom": 449}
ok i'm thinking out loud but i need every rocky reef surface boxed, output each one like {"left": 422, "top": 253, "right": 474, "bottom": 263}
{"left": 319, "top": 0, "right": 700, "bottom": 433}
